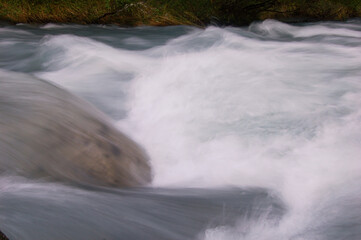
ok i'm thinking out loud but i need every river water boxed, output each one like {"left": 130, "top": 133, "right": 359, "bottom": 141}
{"left": 0, "top": 19, "right": 361, "bottom": 239}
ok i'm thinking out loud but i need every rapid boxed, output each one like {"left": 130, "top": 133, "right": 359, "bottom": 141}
{"left": 0, "top": 19, "right": 361, "bottom": 239}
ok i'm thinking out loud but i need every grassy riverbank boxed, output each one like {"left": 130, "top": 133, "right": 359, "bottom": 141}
{"left": 0, "top": 0, "right": 360, "bottom": 26}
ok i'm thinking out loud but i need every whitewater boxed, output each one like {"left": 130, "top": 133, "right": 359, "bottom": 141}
{"left": 0, "top": 19, "right": 361, "bottom": 239}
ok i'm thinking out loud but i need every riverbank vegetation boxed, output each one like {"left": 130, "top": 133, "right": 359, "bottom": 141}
{"left": 0, "top": 0, "right": 360, "bottom": 26}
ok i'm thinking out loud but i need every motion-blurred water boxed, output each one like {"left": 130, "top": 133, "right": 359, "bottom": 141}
{"left": 1, "top": 19, "right": 361, "bottom": 239}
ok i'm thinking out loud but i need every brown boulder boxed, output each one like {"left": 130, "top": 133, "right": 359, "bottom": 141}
{"left": 0, "top": 71, "right": 152, "bottom": 187}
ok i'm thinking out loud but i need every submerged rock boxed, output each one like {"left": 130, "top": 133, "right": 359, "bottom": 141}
{"left": 0, "top": 70, "right": 152, "bottom": 187}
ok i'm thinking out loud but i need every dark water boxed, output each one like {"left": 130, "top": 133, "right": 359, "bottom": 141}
{"left": 0, "top": 178, "right": 284, "bottom": 240}
{"left": 1, "top": 19, "right": 361, "bottom": 239}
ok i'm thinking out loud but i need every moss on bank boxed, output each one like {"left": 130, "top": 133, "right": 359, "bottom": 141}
{"left": 0, "top": 0, "right": 360, "bottom": 26}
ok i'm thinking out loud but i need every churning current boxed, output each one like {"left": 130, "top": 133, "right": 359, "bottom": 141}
{"left": 0, "top": 19, "right": 361, "bottom": 240}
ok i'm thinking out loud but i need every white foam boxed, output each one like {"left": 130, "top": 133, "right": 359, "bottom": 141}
{"left": 18, "top": 21, "right": 361, "bottom": 208}
{"left": 4, "top": 20, "right": 360, "bottom": 239}
{"left": 115, "top": 22, "right": 361, "bottom": 238}
{"left": 250, "top": 19, "right": 361, "bottom": 38}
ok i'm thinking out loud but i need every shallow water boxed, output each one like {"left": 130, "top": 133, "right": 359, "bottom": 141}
{"left": 1, "top": 19, "right": 361, "bottom": 239}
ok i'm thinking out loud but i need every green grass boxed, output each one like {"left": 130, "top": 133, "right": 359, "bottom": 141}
{"left": 0, "top": 0, "right": 360, "bottom": 26}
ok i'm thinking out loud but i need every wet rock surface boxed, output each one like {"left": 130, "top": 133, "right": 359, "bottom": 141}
{"left": 0, "top": 70, "right": 152, "bottom": 187}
